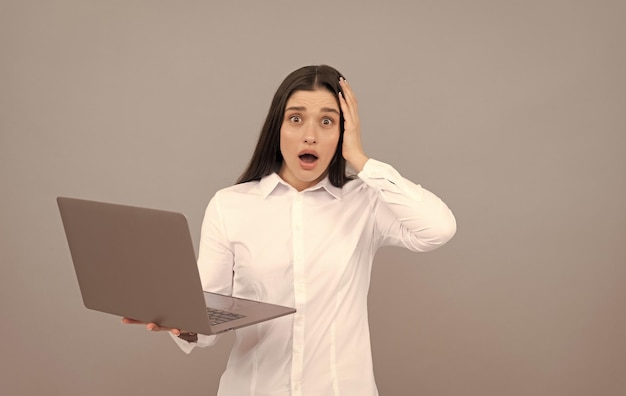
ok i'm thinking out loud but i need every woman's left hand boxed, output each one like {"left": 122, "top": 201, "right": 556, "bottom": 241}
{"left": 339, "top": 78, "right": 369, "bottom": 172}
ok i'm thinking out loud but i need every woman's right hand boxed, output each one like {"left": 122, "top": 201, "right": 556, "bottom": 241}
{"left": 121, "top": 317, "right": 183, "bottom": 336}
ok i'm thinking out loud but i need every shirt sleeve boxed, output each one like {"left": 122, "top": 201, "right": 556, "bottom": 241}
{"left": 170, "top": 192, "right": 233, "bottom": 353}
{"left": 197, "top": 191, "right": 235, "bottom": 295}
{"left": 358, "top": 159, "right": 457, "bottom": 252}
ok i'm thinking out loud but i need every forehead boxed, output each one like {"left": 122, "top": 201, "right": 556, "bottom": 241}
{"left": 285, "top": 89, "right": 338, "bottom": 110}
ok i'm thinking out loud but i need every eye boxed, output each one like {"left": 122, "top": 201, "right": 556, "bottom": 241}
{"left": 289, "top": 115, "right": 302, "bottom": 123}
{"left": 321, "top": 117, "right": 334, "bottom": 126}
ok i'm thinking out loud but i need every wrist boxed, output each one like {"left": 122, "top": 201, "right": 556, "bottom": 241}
{"left": 177, "top": 331, "right": 198, "bottom": 343}
{"left": 347, "top": 154, "right": 369, "bottom": 173}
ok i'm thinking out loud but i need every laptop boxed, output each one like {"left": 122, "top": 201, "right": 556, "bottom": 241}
{"left": 57, "top": 197, "right": 296, "bottom": 335}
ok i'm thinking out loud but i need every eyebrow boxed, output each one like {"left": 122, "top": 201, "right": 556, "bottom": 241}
{"left": 285, "top": 106, "right": 340, "bottom": 115}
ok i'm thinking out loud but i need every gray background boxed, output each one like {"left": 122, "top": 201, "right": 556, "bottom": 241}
{"left": 1, "top": 1, "right": 625, "bottom": 395}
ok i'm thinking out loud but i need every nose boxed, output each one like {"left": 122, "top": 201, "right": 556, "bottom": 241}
{"left": 303, "top": 121, "right": 317, "bottom": 144}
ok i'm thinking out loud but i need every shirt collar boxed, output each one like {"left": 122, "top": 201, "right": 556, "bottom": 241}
{"left": 259, "top": 173, "right": 343, "bottom": 200}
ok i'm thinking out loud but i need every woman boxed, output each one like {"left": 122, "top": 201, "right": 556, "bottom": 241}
{"left": 124, "top": 65, "right": 456, "bottom": 395}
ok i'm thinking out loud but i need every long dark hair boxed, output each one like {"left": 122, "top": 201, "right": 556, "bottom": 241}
{"left": 237, "top": 65, "right": 352, "bottom": 187}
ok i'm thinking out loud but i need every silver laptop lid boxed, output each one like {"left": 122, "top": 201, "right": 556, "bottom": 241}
{"left": 57, "top": 197, "right": 213, "bottom": 334}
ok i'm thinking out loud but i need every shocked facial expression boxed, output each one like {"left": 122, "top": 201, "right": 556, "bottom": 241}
{"left": 278, "top": 89, "right": 341, "bottom": 191}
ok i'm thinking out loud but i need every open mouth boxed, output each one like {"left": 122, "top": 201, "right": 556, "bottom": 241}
{"left": 298, "top": 151, "right": 319, "bottom": 170}
{"left": 299, "top": 153, "right": 318, "bottom": 163}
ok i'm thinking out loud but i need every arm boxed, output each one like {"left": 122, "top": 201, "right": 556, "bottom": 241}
{"left": 359, "top": 159, "right": 456, "bottom": 252}
{"left": 338, "top": 78, "right": 456, "bottom": 251}
{"left": 169, "top": 192, "right": 236, "bottom": 353}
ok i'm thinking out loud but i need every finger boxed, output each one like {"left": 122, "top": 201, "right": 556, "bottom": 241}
{"left": 339, "top": 99, "right": 359, "bottom": 137}
{"left": 338, "top": 79, "right": 352, "bottom": 111}
{"left": 121, "top": 317, "right": 145, "bottom": 325}
{"left": 339, "top": 94, "right": 356, "bottom": 133}
{"left": 146, "top": 322, "right": 166, "bottom": 332}
{"left": 338, "top": 91, "right": 349, "bottom": 117}
{"left": 122, "top": 318, "right": 181, "bottom": 334}
{"left": 338, "top": 84, "right": 359, "bottom": 127}
{"left": 338, "top": 90, "right": 357, "bottom": 120}
{"left": 146, "top": 322, "right": 181, "bottom": 334}
{"left": 339, "top": 78, "right": 358, "bottom": 110}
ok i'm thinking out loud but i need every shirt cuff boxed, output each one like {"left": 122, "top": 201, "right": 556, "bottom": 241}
{"left": 169, "top": 331, "right": 219, "bottom": 354}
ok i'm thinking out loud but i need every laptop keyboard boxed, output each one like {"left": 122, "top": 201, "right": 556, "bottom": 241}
{"left": 207, "top": 307, "right": 246, "bottom": 325}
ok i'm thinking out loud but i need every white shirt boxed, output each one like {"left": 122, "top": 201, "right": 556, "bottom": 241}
{"left": 172, "top": 159, "right": 456, "bottom": 395}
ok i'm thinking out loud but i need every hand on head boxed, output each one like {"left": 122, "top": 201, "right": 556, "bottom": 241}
{"left": 338, "top": 78, "right": 369, "bottom": 172}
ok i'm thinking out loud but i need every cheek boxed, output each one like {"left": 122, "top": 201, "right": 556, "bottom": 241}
{"left": 279, "top": 128, "right": 295, "bottom": 156}
{"left": 326, "top": 131, "right": 341, "bottom": 151}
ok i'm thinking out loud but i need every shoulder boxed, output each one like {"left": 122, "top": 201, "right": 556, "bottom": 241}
{"left": 216, "top": 180, "right": 260, "bottom": 195}
{"left": 202, "top": 180, "right": 262, "bottom": 221}
{"left": 340, "top": 176, "right": 375, "bottom": 201}
{"left": 211, "top": 180, "right": 263, "bottom": 205}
